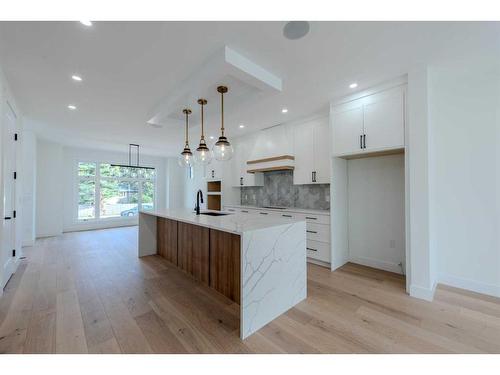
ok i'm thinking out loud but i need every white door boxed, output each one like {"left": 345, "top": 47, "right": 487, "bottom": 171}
{"left": 1, "top": 103, "right": 17, "bottom": 289}
{"left": 313, "top": 118, "right": 331, "bottom": 184}
{"left": 293, "top": 121, "right": 314, "bottom": 184}
{"left": 362, "top": 86, "right": 405, "bottom": 151}
{"left": 332, "top": 102, "right": 364, "bottom": 155}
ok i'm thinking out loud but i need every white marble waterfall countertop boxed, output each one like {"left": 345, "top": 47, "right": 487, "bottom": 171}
{"left": 139, "top": 208, "right": 304, "bottom": 235}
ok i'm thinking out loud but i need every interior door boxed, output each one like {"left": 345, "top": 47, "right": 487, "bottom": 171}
{"left": 293, "top": 121, "right": 314, "bottom": 184}
{"left": 362, "top": 86, "right": 405, "bottom": 151}
{"left": 332, "top": 102, "right": 364, "bottom": 155}
{"left": 1, "top": 103, "right": 17, "bottom": 289}
{"left": 313, "top": 118, "right": 331, "bottom": 183}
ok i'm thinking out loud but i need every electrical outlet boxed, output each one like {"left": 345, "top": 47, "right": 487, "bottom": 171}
{"left": 390, "top": 239, "right": 396, "bottom": 249}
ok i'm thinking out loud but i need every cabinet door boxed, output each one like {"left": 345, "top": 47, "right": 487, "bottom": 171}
{"left": 362, "top": 86, "right": 404, "bottom": 151}
{"left": 332, "top": 103, "right": 364, "bottom": 155}
{"left": 293, "top": 121, "right": 314, "bottom": 185}
{"left": 178, "top": 222, "right": 210, "bottom": 284}
{"left": 313, "top": 119, "right": 331, "bottom": 184}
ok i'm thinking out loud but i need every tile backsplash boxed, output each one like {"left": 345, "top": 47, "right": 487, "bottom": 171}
{"left": 240, "top": 170, "right": 330, "bottom": 210}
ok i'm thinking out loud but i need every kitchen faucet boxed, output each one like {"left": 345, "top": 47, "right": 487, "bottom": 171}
{"left": 195, "top": 189, "right": 204, "bottom": 215}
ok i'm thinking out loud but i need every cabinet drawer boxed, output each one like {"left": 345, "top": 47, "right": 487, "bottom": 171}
{"left": 294, "top": 212, "right": 330, "bottom": 225}
{"left": 306, "top": 223, "right": 330, "bottom": 243}
{"left": 306, "top": 240, "right": 330, "bottom": 263}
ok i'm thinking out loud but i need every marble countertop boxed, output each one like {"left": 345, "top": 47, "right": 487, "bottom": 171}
{"left": 223, "top": 204, "right": 330, "bottom": 216}
{"left": 139, "top": 208, "right": 304, "bottom": 235}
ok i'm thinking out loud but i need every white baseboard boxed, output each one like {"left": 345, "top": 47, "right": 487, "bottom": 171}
{"left": 439, "top": 273, "right": 500, "bottom": 298}
{"left": 349, "top": 255, "right": 404, "bottom": 275}
{"left": 307, "top": 257, "right": 330, "bottom": 268}
{"left": 409, "top": 282, "right": 437, "bottom": 301}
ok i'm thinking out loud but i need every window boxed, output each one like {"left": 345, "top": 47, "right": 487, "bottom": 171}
{"left": 77, "top": 161, "right": 156, "bottom": 221}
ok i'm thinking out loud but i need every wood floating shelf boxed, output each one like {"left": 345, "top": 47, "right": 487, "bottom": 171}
{"left": 247, "top": 166, "right": 294, "bottom": 173}
{"left": 246, "top": 155, "right": 295, "bottom": 165}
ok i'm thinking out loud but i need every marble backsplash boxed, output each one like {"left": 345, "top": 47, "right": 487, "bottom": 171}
{"left": 240, "top": 170, "right": 330, "bottom": 210}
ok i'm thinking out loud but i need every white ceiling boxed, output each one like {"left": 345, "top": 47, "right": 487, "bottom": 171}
{"left": 0, "top": 21, "right": 499, "bottom": 156}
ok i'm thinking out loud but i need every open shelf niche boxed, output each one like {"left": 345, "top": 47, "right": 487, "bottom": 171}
{"left": 207, "top": 180, "right": 222, "bottom": 211}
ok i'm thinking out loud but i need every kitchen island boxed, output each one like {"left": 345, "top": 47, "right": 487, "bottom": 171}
{"left": 138, "top": 209, "right": 307, "bottom": 339}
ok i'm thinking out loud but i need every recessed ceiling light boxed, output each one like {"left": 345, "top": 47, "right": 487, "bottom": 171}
{"left": 349, "top": 82, "right": 358, "bottom": 89}
{"left": 209, "top": 136, "right": 215, "bottom": 140}
{"left": 72, "top": 75, "right": 82, "bottom": 81}
{"left": 80, "top": 20, "right": 92, "bottom": 27}
{"left": 239, "top": 124, "right": 245, "bottom": 128}
{"left": 283, "top": 21, "right": 310, "bottom": 40}
{"left": 281, "top": 108, "right": 288, "bottom": 113}
{"left": 67, "top": 105, "right": 77, "bottom": 110}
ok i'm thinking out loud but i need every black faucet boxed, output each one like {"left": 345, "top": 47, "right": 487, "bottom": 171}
{"left": 195, "top": 189, "right": 204, "bottom": 215}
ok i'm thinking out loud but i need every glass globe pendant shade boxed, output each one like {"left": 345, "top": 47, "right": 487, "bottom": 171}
{"left": 177, "top": 147, "right": 193, "bottom": 168}
{"left": 212, "top": 136, "right": 234, "bottom": 161}
{"left": 195, "top": 141, "right": 212, "bottom": 165}
{"left": 178, "top": 108, "right": 193, "bottom": 168}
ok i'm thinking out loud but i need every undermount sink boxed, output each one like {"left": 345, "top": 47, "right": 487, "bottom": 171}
{"left": 200, "top": 212, "right": 231, "bottom": 216}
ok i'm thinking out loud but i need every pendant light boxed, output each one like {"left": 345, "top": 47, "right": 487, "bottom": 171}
{"left": 194, "top": 98, "right": 212, "bottom": 165}
{"left": 177, "top": 108, "right": 193, "bottom": 168}
{"left": 212, "top": 85, "right": 234, "bottom": 161}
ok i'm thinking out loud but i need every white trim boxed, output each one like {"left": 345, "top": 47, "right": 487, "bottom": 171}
{"left": 331, "top": 75, "right": 408, "bottom": 106}
{"left": 409, "top": 281, "right": 437, "bottom": 301}
{"left": 349, "top": 256, "right": 404, "bottom": 275}
{"left": 307, "top": 257, "right": 330, "bottom": 268}
{"left": 439, "top": 274, "right": 500, "bottom": 298}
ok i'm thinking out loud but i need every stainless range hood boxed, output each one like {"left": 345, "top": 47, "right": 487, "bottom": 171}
{"left": 246, "top": 155, "right": 295, "bottom": 173}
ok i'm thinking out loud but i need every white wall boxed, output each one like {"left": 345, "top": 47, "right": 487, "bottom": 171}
{"left": 347, "top": 154, "right": 405, "bottom": 274}
{"left": 34, "top": 142, "right": 170, "bottom": 235}
{"left": 36, "top": 139, "right": 63, "bottom": 237}
{"left": 428, "top": 61, "right": 500, "bottom": 297}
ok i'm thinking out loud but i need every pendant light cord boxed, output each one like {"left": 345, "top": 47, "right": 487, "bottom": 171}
{"left": 200, "top": 101, "right": 205, "bottom": 141}
{"left": 221, "top": 91, "right": 225, "bottom": 137}
{"left": 185, "top": 111, "right": 189, "bottom": 146}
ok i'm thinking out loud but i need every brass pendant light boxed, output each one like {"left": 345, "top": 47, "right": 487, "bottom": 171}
{"left": 194, "top": 98, "right": 212, "bottom": 165}
{"left": 178, "top": 108, "right": 193, "bottom": 168}
{"left": 212, "top": 85, "right": 234, "bottom": 161}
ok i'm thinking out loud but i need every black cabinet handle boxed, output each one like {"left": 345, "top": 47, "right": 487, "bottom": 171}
{"left": 259, "top": 212, "right": 268, "bottom": 215}
{"left": 282, "top": 214, "right": 293, "bottom": 218}
{"left": 306, "top": 230, "right": 317, "bottom": 234}
{"left": 363, "top": 134, "right": 366, "bottom": 149}
{"left": 211, "top": 170, "right": 215, "bottom": 178}
{"left": 311, "top": 171, "right": 316, "bottom": 182}
{"left": 4, "top": 217, "right": 11, "bottom": 220}
{"left": 305, "top": 216, "right": 317, "bottom": 220}
{"left": 240, "top": 177, "right": 243, "bottom": 186}
{"left": 241, "top": 210, "right": 249, "bottom": 213}
{"left": 307, "top": 247, "right": 317, "bottom": 252}
{"left": 360, "top": 135, "right": 363, "bottom": 149}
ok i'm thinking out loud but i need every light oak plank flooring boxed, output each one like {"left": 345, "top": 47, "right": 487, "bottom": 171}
{"left": 0, "top": 226, "right": 499, "bottom": 354}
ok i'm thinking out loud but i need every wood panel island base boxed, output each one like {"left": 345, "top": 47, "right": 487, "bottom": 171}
{"left": 139, "top": 209, "right": 307, "bottom": 339}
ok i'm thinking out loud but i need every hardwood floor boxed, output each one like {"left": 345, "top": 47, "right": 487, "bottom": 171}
{"left": 1, "top": 226, "right": 499, "bottom": 354}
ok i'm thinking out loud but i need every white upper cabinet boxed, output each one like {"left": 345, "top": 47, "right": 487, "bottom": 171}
{"left": 331, "top": 84, "right": 406, "bottom": 157}
{"left": 363, "top": 86, "right": 405, "bottom": 151}
{"left": 332, "top": 102, "right": 364, "bottom": 155}
{"left": 293, "top": 116, "right": 331, "bottom": 185}
{"left": 313, "top": 119, "right": 331, "bottom": 183}
{"left": 293, "top": 122, "right": 314, "bottom": 185}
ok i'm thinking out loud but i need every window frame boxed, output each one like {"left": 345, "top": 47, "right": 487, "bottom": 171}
{"left": 75, "top": 160, "right": 157, "bottom": 223}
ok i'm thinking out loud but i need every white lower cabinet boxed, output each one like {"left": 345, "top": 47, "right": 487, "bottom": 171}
{"left": 306, "top": 240, "right": 330, "bottom": 263}
{"left": 223, "top": 205, "right": 331, "bottom": 265}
